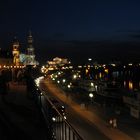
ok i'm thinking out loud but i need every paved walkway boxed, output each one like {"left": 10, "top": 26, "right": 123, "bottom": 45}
{"left": 43, "top": 79, "right": 134, "bottom": 140}
{"left": 0, "top": 82, "right": 48, "bottom": 140}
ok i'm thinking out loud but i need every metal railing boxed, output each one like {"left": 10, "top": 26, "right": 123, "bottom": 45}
{"left": 33, "top": 80, "right": 84, "bottom": 140}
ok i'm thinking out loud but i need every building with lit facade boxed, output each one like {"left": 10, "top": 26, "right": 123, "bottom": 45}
{"left": 11, "top": 31, "right": 39, "bottom": 66}
{"left": 45, "top": 57, "right": 71, "bottom": 71}
{"left": 0, "top": 31, "right": 39, "bottom": 69}
{"left": 47, "top": 57, "right": 69, "bottom": 69}
{"left": 12, "top": 37, "right": 20, "bottom": 66}
{"left": 25, "top": 31, "right": 39, "bottom": 66}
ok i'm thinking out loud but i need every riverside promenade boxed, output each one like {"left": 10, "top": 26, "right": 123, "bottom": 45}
{"left": 43, "top": 78, "right": 134, "bottom": 140}
{"left": 0, "top": 82, "right": 49, "bottom": 140}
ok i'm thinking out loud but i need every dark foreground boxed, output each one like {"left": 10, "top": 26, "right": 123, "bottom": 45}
{"left": 0, "top": 82, "right": 49, "bottom": 140}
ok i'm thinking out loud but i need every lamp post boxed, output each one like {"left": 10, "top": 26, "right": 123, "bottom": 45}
{"left": 89, "top": 93, "right": 94, "bottom": 105}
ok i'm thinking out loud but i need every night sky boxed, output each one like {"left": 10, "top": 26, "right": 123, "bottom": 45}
{"left": 1, "top": 0, "right": 140, "bottom": 63}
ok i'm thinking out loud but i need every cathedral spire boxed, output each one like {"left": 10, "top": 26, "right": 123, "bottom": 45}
{"left": 29, "top": 30, "right": 32, "bottom": 37}
{"left": 28, "top": 30, "right": 33, "bottom": 45}
{"left": 26, "top": 31, "right": 39, "bottom": 65}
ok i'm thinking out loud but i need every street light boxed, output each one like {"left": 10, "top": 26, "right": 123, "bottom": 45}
{"left": 62, "top": 79, "right": 66, "bottom": 83}
{"left": 73, "top": 74, "right": 77, "bottom": 79}
{"left": 52, "top": 78, "right": 55, "bottom": 81}
{"left": 91, "top": 82, "right": 94, "bottom": 87}
{"left": 88, "top": 58, "right": 92, "bottom": 61}
{"left": 89, "top": 93, "right": 94, "bottom": 98}
{"left": 89, "top": 93, "right": 94, "bottom": 105}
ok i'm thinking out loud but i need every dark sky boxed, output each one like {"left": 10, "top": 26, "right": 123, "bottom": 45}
{"left": 1, "top": 0, "right": 140, "bottom": 63}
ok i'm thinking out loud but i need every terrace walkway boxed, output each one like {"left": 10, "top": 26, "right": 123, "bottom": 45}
{"left": 0, "top": 82, "right": 49, "bottom": 140}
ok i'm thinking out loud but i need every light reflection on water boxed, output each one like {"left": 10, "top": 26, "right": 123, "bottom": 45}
{"left": 123, "top": 80, "right": 140, "bottom": 91}
{"left": 124, "top": 81, "right": 126, "bottom": 88}
{"left": 94, "top": 70, "right": 140, "bottom": 92}
{"left": 126, "top": 81, "right": 133, "bottom": 91}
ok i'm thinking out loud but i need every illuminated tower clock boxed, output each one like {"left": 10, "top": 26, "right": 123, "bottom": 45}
{"left": 12, "top": 37, "right": 20, "bottom": 65}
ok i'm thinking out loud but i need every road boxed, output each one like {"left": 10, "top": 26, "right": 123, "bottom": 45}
{"left": 40, "top": 79, "right": 109, "bottom": 140}
{"left": 66, "top": 106, "right": 109, "bottom": 140}
{"left": 39, "top": 78, "right": 134, "bottom": 140}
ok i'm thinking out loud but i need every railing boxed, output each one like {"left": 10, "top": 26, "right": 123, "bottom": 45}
{"left": 33, "top": 79, "right": 84, "bottom": 140}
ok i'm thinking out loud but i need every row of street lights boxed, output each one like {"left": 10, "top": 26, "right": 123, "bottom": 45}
{"left": 51, "top": 71, "right": 95, "bottom": 105}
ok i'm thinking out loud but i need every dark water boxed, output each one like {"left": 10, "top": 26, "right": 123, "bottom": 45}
{"left": 84, "top": 69, "right": 140, "bottom": 106}
{"left": 94, "top": 70, "right": 140, "bottom": 92}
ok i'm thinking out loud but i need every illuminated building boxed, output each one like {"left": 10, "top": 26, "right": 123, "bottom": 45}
{"left": 25, "top": 31, "right": 39, "bottom": 66}
{"left": 47, "top": 57, "right": 69, "bottom": 66}
{"left": 47, "top": 57, "right": 69, "bottom": 70}
{"left": 0, "top": 31, "right": 39, "bottom": 70}
{"left": 12, "top": 37, "right": 20, "bottom": 65}
{"left": 19, "top": 53, "right": 27, "bottom": 64}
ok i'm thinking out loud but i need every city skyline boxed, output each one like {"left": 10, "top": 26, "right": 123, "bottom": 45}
{"left": 0, "top": 0, "right": 140, "bottom": 63}
{"left": 0, "top": 1, "right": 140, "bottom": 139}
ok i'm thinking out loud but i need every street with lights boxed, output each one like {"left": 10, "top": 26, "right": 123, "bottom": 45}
{"left": 39, "top": 58, "right": 140, "bottom": 140}
{"left": 39, "top": 76, "right": 136, "bottom": 140}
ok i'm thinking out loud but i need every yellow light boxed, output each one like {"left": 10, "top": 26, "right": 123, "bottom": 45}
{"left": 88, "top": 65, "right": 90, "bottom": 68}
{"left": 91, "top": 82, "right": 94, "bottom": 87}
{"left": 78, "top": 65, "right": 82, "bottom": 68}
{"left": 86, "top": 69, "right": 89, "bottom": 74}
{"left": 129, "top": 81, "right": 133, "bottom": 90}
{"left": 69, "top": 66, "right": 73, "bottom": 69}
{"left": 128, "top": 63, "right": 133, "bottom": 66}
{"left": 73, "top": 75, "right": 77, "bottom": 79}
{"left": 104, "top": 69, "right": 108, "bottom": 73}
{"left": 111, "top": 64, "right": 116, "bottom": 67}
{"left": 99, "top": 73, "right": 102, "bottom": 78}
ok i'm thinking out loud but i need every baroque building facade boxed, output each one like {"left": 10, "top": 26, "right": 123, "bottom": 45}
{"left": 12, "top": 31, "right": 39, "bottom": 66}
{"left": 12, "top": 37, "right": 20, "bottom": 66}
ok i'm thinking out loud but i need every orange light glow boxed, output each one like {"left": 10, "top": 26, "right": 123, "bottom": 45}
{"left": 104, "top": 69, "right": 108, "bottom": 73}
{"left": 99, "top": 73, "right": 102, "bottom": 78}
{"left": 129, "top": 81, "right": 133, "bottom": 90}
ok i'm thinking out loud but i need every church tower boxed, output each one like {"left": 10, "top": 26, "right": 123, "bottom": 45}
{"left": 26, "top": 31, "right": 36, "bottom": 65}
{"left": 12, "top": 37, "right": 20, "bottom": 65}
